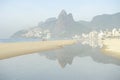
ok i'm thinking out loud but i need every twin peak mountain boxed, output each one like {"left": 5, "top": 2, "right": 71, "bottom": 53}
{"left": 12, "top": 10, "right": 120, "bottom": 38}
{"left": 38, "top": 10, "right": 76, "bottom": 33}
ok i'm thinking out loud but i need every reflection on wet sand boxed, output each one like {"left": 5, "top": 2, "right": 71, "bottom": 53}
{"left": 39, "top": 44, "right": 120, "bottom": 68}
{"left": 0, "top": 40, "right": 77, "bottom": 60}
{"left": 102, "top": 39, "right": 120, "bottom": 59}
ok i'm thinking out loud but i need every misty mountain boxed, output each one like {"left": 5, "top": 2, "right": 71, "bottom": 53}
{"left": 11, "top": 29, "right": 27, "bottom": 38}
{"left": 36, "top": 10, "right": 87, "bottom": 37}
{"left": 91, "top": 13, "right": 120, "bottom": 29}
{"left": 79, "top": 12, "right": 120, "bottom": 30}
{"left": 12, "top": 10, "right": 120, "bottom": 38}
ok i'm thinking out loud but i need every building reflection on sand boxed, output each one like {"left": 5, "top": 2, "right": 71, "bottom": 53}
{"left": 39, "top": 44, "right": 120, "bottom": 68}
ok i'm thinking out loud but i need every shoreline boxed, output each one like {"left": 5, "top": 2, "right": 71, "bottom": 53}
{"left": 0, "top": 40, "right": 77, "bottom": 60}
{"left": 102, "top": 39, "right": 120, "bottom": 59}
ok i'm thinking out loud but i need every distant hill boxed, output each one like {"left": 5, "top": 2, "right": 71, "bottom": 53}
{"left": 79, "top": 12, "right": 120, "bottom": 30}
{"left": 36, "top": 10, "right": 87, "bottom": 37}
{"left": 12, "top": 10, "right": 120, "bottom": 38}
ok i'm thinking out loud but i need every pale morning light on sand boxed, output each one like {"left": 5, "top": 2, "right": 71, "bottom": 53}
{"left": 0, "top": 0, "right": 120, "bottom": 80}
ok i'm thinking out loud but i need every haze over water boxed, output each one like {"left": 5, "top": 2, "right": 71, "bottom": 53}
{"left": 0, "top": 0, "right": 120, "bottom": 80}
{"left": 0, "top": 0, "right": 120, "bottom": 38}
{"left": 0, "top": 39, "right": 120, "bottom": 80}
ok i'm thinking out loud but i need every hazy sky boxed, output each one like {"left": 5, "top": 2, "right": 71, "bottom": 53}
{"left": 0, "top": 0, "right": 120, "bottom": 38}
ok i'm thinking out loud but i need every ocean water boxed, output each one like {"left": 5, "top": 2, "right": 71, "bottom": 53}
{"left": 0, "top": 39, "right": 120, "bottom": 80}
{"left": 0, "top": 38, "right": 41, "bottom": 43}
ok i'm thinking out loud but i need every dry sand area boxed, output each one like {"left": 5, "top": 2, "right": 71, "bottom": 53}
{"left": 102, "top": 39, "right": 120, "bottom": 59}
{"left": 0, "top": 40, "right": 77, "bottom": 60}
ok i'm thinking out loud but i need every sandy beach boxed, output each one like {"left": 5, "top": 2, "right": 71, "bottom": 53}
{"left": 102, "top": 39, "right": 120, "bottom": 59}
{"left": 0, "top": 40, "right": 77, "bottom": 60}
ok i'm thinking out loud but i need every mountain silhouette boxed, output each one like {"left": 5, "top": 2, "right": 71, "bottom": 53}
{"left": 12, "top": 10, "right": 120, "bottom": 38}
{"left": 80, "top": 12, "right": 120, "bottom": 30}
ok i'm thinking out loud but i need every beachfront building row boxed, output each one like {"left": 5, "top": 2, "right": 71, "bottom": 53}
{"left": 72, "top": 28, "right": 120, "bottom": 48}
{"left": 22, "top": 28, "right": 51, "bottom": 40}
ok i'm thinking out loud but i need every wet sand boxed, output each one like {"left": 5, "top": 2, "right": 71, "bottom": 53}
{"left": 102, "top": 39, "right": 120, "bottom": 59}
{"left": 0, "top": 40, "right": 77, "bottom": 60}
